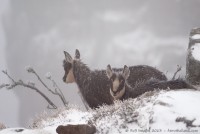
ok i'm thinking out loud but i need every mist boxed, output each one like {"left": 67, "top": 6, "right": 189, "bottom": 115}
{"left": 0, "top": 0, "right": 200, "bottom": 127}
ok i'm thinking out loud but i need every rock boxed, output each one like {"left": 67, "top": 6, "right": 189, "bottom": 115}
{"left": 186, "top": 27, "right": 200, "bottom": 85}
{"left": 56, "top": 124, "right": 96, "bottom": 134}
{"left": 175, "top": 117, "right": 198, "bottom": 128}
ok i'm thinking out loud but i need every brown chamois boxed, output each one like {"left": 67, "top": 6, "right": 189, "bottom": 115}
{"left": 106, "top": 65, "right": 196, "bottom": 100}
{"left": 62, "top": 49, "right": 167, "bottom": 108}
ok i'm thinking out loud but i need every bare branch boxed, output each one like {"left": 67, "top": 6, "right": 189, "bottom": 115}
{"left": 30, "top": 69, "right": 52, "bottom": 92}
{"left": 2, "top": 70, "right": 15, "bottom": 83}
{"left": 1, "top": 71, "right": 57, "bottom": 109}
{"left": 26, "top": 68, "right": 68, "bottom": 106}
{"left": 49, "top": 78, "right": 68, "bottom": 106}
{"left": 0, "top": 84, "right": 10, "bottom": 89}
{"left": 172, "top": 65, "right": 182, "bottom": 80}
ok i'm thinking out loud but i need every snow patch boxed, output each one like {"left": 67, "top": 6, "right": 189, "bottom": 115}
{"left": 45, "top": 72, "right": 52, "bottom": 79}
{"left": 0, "top": 128, "right": 53, "bottom": 134}
{"left": 191, "top": 34, "right": 200, "bottom": 40}
{"left": 152, "top": 90, "right": 200, "bottom": 131}
{"left": 26, "top": 80, "right": 35, "bottom": 87}
{"left": 191, "top": 43, "right": 200, "bottom": 61}
{"left": 37, "top": 108, "right": 91, "bottom": 129}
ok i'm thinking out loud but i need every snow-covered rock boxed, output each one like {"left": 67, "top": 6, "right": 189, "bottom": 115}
{"left": 186, "top": 27, "right": 200, "bottom": 85}
{"left": 1, "top": 89, "right": 200, "bottom": 134}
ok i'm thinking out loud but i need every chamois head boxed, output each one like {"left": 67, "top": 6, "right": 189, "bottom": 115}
{"left": 63, "top": 49, "right": 80, "bottom": 83}
{"left": 106, "top": 64, "right": 130, "bottom": 100}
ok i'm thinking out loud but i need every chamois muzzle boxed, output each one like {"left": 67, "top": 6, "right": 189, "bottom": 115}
{"left": 63, "top": 75, "right": 66, "bottom": 82}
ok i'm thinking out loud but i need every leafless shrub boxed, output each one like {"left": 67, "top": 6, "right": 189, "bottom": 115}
{"left": 0, "top": 122, "right": 6, "bottom": 130}
{"left": 0, "top": 66, "right": 69, "bottom": 109}
{"left": 29, "top": 105, "right": 81, "bottom": 129}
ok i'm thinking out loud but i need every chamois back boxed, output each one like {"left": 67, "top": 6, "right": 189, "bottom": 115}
{"left": 63, "top": 50, "right": 167, "bottom": 108}
{"left": 107, "top": 65, "right": 196, "bottom": 101}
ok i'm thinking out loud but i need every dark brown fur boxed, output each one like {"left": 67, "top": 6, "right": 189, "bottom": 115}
{"left": 107, "top": 65, "right": 196, "bottom": 101}
{"left": 63, "top": 50, "right": 167, "bottom": 108}
{"left": 121, "top": 79, "right": 196, "bottom": 100}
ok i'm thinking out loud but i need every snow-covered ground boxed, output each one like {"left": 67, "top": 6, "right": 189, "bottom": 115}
{"left": 1, "top": 89, "right": 200, "bottom": 134}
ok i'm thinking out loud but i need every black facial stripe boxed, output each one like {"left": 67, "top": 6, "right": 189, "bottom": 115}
{"left": 63, "top": 74, "right": 66, "bottom": 82}
{"left": 110, "top": 74, "right": 116, "bottom": 91}
{"left": 110, "top": 74, "right": 125, "bottom": 95}
{"left": 116, "top": 74, "right": 125, "bottom": 92}
{"left": 110, "top": 74, "right": 116, "bottom": 81}
{"left": 63, "top": 60, "right": 72, "bottom": 81}
{"left": 117, "top": 80, "right": 125, "bottom": 91}
{"left": 110, "top": 80, "right": 114, "bottom": 91}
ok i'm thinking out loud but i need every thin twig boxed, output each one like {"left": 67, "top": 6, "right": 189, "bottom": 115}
{"left": 172, "top": 65, "right": 182, "bottom": 80}
{"left": 50, "top": 78, "right": 68, "bottom": 106}
{"left": 2, "top": 70, "right": 15, "bottom": 83}
{"left": 32, "top": 70, "right": 54, "bottom": 93}
{"left": 29, "top": 69, "right": 68, "bottom": 106}
{"left": 1, "top": 71, "right": 57, "bottom": 109}
{"left": 0, "top": 84, "right": 10, "bottom": 89}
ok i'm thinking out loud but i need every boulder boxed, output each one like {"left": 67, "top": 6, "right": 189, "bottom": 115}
{"left": 186, "top": 27, "right": 200, "bottom": 85}
{"left": 56, "top": 124, "right": 96, "bottom": 134}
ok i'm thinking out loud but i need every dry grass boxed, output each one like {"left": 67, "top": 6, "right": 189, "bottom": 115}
{"left": 0, "top": 122, "right": 6, "bottom": 130}
{"left": 29, "top": 105, "right": 82, "bottom": 129}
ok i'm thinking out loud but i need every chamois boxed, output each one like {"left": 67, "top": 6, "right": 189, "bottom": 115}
{"left": 62, "top": 49, "right": 167, "bottom": 108}
{"left": 106, "top": 65, "right": 195, "bottom": 100}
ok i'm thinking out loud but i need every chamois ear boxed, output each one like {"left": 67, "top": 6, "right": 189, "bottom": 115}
{"left": 75, "top": 49, "right": 80, "bottom": 59}
{"left": 64, "top": 51, "right": 73, "bottom": 63}
{"left": 106, "top": 64, "right": 113, "bottom": 79}
{"left": 122, "top": 65, "right": 130, "bottom": 79}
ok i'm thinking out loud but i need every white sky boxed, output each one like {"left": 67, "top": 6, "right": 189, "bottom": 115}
{"left": 0, "top": 0, "right": 20, "bottom": 127}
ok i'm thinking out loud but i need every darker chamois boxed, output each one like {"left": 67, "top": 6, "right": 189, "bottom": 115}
{"left": 106, "top": 65, "right": 196, "bottom": 100}
{"left": 62, "top": 49, "right": 167, "bottom": 108}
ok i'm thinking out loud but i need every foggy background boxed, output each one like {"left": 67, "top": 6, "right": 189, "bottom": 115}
{"left": 0, "top": 0, "right": 200, "bottom": 127}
